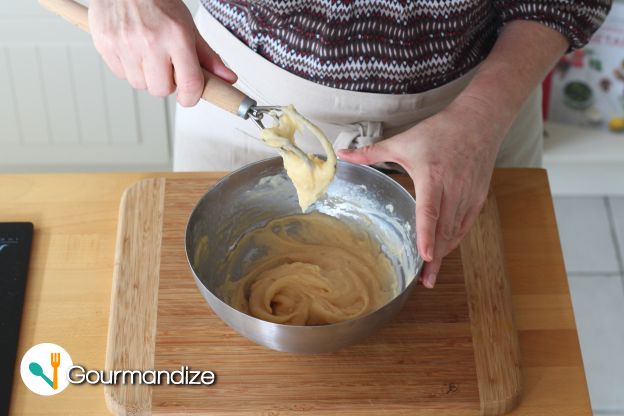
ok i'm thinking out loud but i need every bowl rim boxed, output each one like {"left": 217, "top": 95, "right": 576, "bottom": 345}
{"left": 184, "top": 156, "right": 422, "bottom": 330}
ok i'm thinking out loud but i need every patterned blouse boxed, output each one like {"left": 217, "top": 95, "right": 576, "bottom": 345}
{"left": 201, "top": 0, "right": 612, "bottom": 94}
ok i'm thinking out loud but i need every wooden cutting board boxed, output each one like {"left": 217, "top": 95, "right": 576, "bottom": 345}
{"left": 104, "top": 176, "right": 521, "bottom": 416}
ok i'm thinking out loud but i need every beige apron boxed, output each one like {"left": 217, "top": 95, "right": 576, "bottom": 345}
{"left": 173, "top": 7, "right": 543, "bottom": 171}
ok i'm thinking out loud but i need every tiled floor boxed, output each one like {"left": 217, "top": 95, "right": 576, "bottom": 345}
{"left": 553, "top": 197, "right": 624, "bottom": 414}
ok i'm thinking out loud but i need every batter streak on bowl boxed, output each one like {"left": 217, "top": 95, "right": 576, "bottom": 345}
{"left": 219, "top": 211, "right": 397, "bottom": 326}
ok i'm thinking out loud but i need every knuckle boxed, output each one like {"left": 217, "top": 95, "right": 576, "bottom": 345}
{"left": 359, "top": 144, "right": 379, "bottom": 162}
{"left": 99, "top": 26, "right": 117, "bottom": 42}
{"left": 134, "top": 25, "right": 160, "bottom": 48}
{"left": 418, "top": 204, "right": 439, "bottom": 222}
{"left": 176, "top": 93, "right": 198, "bottom": 107}
{"left": 458, "top": 216, "right": 475, "bottom": 238}
{"left": 425, "top": 163, "right": 444, "bottom": 185}
{"left": 89, "top": 14, "right": 112, "bottom": 38}
{"left": 98, "top": 25, "right": 115, "bottom": 39}
{"left": 118, "top": 22, "right": 132, "bottom": 45}
{"left": 169, "top": 22, "right": 194, "bottom": 43}
{"left": 139, "top": 25, "right": 157, "bottom": 41}
{"left": 457, "top": 226, "right": 471, "bottom": 242}
{"left": 120, "top": 26, "right": 147, "bottom": 51}
{"left": 360, "top": 145, "right": 375, "bottom": 156}
{"left": 150, "top": 83, "right": 174, "bottom": 97}
{"left": 126, "top": 38, "right": 144, "bottom": 53}
{"left": 428, "top": 259, "right": 442, "bottom": 274}
{"left": 454, "top": 174, "right": 467, "bottom": 190}
{"left": 92, "top": 34, "right": 115, "bottom": 54}
{"left": 448, "top": 239, "right": 461, "bottom": 253}
{"left": 177, "top": 74, "right": 204, "bottom": 95}
{"left": 440, "top": 223, "right": 454, "bottom": 241}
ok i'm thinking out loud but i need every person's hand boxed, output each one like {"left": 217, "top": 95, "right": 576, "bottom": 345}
{"left": 89, "top": 0, "right": 237, "bottom": 106}
{"left": 337, "top": 98, "right": 508, "bottom": 288}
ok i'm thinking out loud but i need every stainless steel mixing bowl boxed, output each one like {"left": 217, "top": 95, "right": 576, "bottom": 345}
{"left": 185, "top": 157, "right": 422, "bottom": 354}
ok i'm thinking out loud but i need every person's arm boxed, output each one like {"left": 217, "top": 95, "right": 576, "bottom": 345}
{"left": 452, "top": 20, "right": 568, "bottom": 143}
{"left": 338, "top": 21, "right": 580, "bottom": 288}
{"left": 89, "top": 0, "right": 237, "bottom": 106}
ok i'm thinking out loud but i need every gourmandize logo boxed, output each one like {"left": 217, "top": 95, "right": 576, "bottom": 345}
{"left": 20, "top": 343, "right": 73, "bottom": 396}
{"left": 20, "top": 343, "right": 217, "bottom": 394}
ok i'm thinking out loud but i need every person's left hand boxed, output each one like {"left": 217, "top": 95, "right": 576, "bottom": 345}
{"left": 337, "top": 98, "right": 508, "bottom": 288}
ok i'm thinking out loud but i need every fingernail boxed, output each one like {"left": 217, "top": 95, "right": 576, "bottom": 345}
{"left": 424, "top": 273, "right": 437, "bottom": 288}
{"left": 425, "top": 246, "right": 433, "bottom": 262}
{"left": 336, "top": 149, "right": 354, "bottom": 161}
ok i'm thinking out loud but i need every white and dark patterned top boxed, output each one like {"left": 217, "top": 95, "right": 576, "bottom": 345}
{"left": 201, "top": 0, "right": 611, "bottom": 94}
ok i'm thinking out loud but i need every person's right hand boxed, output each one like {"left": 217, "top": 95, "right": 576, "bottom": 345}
{"left": 88, "top": 0, "right": 237, "bottom": 107}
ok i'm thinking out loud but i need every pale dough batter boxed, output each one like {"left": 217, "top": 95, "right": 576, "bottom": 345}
{"left": 260, "top": 105, "right": 337, "bottom": 212}
{"left": 220, "top": 212, "right": 397, "bottom": 326}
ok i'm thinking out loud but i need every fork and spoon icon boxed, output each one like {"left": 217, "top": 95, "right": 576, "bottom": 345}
{"left": 29, "top": 352, "right": 61, "bottom": 389}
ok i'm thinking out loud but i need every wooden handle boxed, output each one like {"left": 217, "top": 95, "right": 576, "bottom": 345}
{"left": 200, "top": 69, "right": 249, "bottom": 114}
{"left": 38, "top": 0, "right": 251, "bottom": 116}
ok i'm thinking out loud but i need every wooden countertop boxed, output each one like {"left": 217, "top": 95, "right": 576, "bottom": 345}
{"left": 4, "top": 169, "right": 591, "bottom": 415}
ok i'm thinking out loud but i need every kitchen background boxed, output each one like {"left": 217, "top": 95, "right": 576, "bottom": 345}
{"left": 1, "top": 0, "right": 623, "bottom": 413}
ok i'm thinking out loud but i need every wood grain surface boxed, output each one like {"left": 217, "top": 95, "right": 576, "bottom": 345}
{"left": 102, "top": 176, "right": 520, "bottom": 415}
{"left": 105, "top": 178, "right": 166, "bottom": 416}
{"left": 4, "top": 170, "right": 591, "bottom": 416}
{"left": 460, "top": 192, "right": 522, "bottom": 415}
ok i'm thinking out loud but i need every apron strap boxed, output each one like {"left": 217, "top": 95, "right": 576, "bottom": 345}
{"left": 333, "top": 121, "right": 383, "bottom": 150}
{"left": 333, "top": 121, "right": 401, "bottom": 171}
